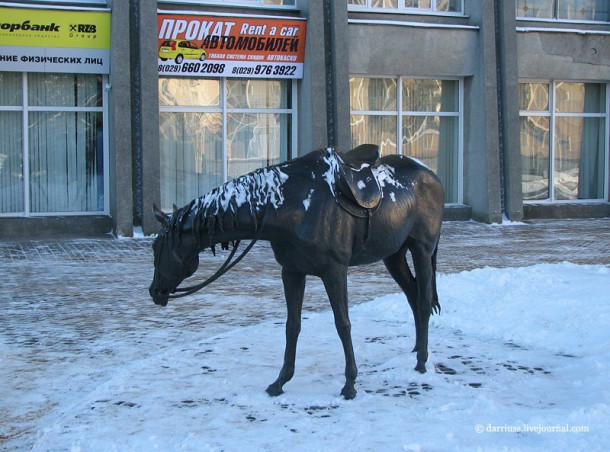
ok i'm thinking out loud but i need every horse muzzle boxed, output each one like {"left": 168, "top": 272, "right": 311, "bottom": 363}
{"left": 149, "top": 280, "right": 171, "bottom": 306}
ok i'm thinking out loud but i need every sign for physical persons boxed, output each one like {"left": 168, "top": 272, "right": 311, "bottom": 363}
{"left": 0, "top": 6, "right": 110, "bottom": 73}
{"left": 157, "top": 13, "right": 307, "bottom": 79}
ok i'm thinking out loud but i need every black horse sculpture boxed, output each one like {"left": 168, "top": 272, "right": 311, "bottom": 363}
{"left": 149, "top": 145, "right": 444, "bottom": 399}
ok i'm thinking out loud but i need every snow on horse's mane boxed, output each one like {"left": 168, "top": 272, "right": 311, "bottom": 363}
{"left": 191, "top": 166, "right": 290, "bottom": 218}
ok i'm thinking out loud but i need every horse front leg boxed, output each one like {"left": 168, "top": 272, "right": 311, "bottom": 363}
{"left": 321, "top": 266, "right": 358, "bottom": 400}
{"left": 266, "top": 268, "right": 305, "bottom": 397}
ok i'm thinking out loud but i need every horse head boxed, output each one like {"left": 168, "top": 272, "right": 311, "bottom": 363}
{"left": 149, "top": 204, "right": 200, "bottom": 306}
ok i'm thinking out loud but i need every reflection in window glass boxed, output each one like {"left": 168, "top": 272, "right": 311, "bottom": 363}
{"left": 28, "top": 73, "right": 102, "bottom": 107}
{"left": 0, "top": 73, "right": 24, "bottom": 213}
{"left": 372, "top": 0, "right": 398, "bottom": 8}
{"left": 226, "top": 79, "right": 289, "bottom": 109}
{"left": 555, "top": 82, "right": 605, "bottom": 113}
{"left": 405, "top": 0, "right": 431, "bottom": 7}
{"left": 557, "top": 0, "right": 610, "bottom": 20}
{"left": 227, "top": 113, "right": 289, "bottom": 178}
{"left": 520, "top": 115, "right": 550, "bottom": 200}
{"left": 516, "top": 0, "right": 610, "bottom": 20}
{"left": 519, "top": 83, "right": 549, "bottom": 111}
{"left": 350, "top": 114, "right": 397, "bottom": 156}
{"left": 515, "top": 0, "right": 554, "bottom": 18}
{"left": 350, "top": 78, "right": 396, "bottom": 111}
{"left": 349, "top": 0, "right": 462, "bottom": 12}
{"left": 402, "top": 79, "right": 458, "bottom": 112}
{"left": 159, "top": 112, "right": 223, "bottom": 208}
{"left": 0, "top": 72, "right": 22, "bottom": 106}
{"left": 29, "top": 111, "right": 103, "bottom": 212}
{"left": 0, "top": 112, "right": 24, "bottom": 213}
{"left": 437, "top": 0, "right": 461, "bottom": 11}
{"left": 159, "top": 78, "right": 220, "bottom": 107}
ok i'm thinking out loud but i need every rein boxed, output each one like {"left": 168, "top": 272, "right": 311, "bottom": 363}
{"left": 168, "top": 239, "right": 258, "bottom": 298}
{"left": 167, "top": 201, "right": 270, "bottom": 299}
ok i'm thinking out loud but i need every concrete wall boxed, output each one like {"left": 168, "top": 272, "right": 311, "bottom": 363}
{"left": 295, "top": 0, "right": 328, "bottom": 154}
{"left": 138, "top": 1, "right": 161, "bottom": 236}
{"left": 108, "top": 0, "right": 133, "bottom": 237}
{"left": 517, "top": 32, "right": 610, "bottom": 80}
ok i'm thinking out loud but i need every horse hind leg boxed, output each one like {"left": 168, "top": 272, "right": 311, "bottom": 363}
{"left": 384, "top": 241, "right": 439, "bottom": 374}
{"left": 321, "top": 266, "right": 358, "bottom": 400}
{"left": 409, "top": 241, "right": 439, "bottom": 373}
{"left": 383, "top": 251, "right": 421, "bottom": 353}
{"left": 431, "top": 244, "right": 441, "bottom": 315}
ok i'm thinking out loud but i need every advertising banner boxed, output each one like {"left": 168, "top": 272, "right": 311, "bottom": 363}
{"left": 157, "top": 13, "right": 306, "bottom": 79}
{"left": 0, "top": 6, "right": 110, "bottom": 74}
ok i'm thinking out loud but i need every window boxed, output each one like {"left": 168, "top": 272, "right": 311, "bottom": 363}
{"left": 0, "top": 72, "right": 106, "bottom": 216}
{"left": 350, "top": 77, "right": 461, "bottom": 203}
{"left": 519, "top": 81, "right": 608, "bottom": 201}
{"left": 158, "top": 0, "right": 296, "bottom": 8}
{"left": 516, "top": 0, "right": 610, "bottom": 21}
{"left": 2, "top": 1, "right": 107, "bottom": 5}
{"left": 347, "top": 0, "right": 463, "bottom": 14}
{"left": 158, "top": 77, "right": 294, "bottom": 211}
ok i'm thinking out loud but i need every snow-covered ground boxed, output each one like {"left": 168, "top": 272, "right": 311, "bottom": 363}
{"left": 2, "top": 255, "right": 608, "bottom": 451}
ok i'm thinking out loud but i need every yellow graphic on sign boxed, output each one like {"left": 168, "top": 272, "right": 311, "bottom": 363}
{"left": 0, "top": 7, "right": 110, "bottom": 49}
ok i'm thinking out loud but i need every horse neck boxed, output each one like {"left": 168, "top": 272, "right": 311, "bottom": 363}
{"left": 191, "top": 166, "right": 288, "bottom": 245}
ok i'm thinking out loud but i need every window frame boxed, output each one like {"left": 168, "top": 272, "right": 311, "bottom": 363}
{"left": 515, "top": 0, "right": 610, "bottom": 23}
{"left": 347, "top": 0, "right": 465, "bottom": 16}
{"left": 349, "top": 75, "right": 464, "bottom": 205}
{"left": 157, "top": 0, "right": 298, "bottom": 10}
{"left": 519, "top": 79, "right": 610, "bottom": 203}
{"left": 0, "top": 72, "right": 109, "bottom": 217}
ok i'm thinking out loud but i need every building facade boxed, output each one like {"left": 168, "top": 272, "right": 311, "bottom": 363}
{"left": 1, "top": 0, "right": 609, "bottom": 238}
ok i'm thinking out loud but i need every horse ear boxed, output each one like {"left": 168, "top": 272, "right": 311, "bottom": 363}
{"left": 173, "top": 203, "right": 178, "bottom": 213}
{"left": 153, "top": 203, "right": 169, "bottom": 224}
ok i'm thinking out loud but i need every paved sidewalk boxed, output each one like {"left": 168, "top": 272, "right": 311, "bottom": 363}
{"left": 2, "top": 217, "right": 608, "bottom": 312}
{"left": 1, "top": 218, "right": 608, "bottom": 270}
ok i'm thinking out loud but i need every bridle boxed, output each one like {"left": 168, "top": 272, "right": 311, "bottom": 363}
{"left": 166, "top": 202, "right": 268, "bottom": 299}
{"left": 168, "top": 238, "right": 258, "bottom": 298}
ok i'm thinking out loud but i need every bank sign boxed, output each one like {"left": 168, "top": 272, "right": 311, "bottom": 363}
{"left": 0, "top": 7, "right": 110, "bottom": 73}
{"left": 158, "top": 13, "right": 306, "bottom": 79}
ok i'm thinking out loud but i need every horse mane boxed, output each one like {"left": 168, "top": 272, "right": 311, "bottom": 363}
{"left": 173, "top": 165, "right": 290, "bottom": 249}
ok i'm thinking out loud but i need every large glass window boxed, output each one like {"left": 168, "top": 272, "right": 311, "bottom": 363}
{"left": 516, "top": 0, "right": 610, "bottom": 21}
{"left": 519, "top": 81, "right": 608, "bottom": 201}
{"left": 157, "top": 0, "right": 296, "bottom": 7}
{"left": 158, "top": 77, "right": 294, "bottom": 211}
{"left": 0, "top": 72, "right": 105, "bottom": 216}
{"left": 348, "top": 0, "right": 463, "bottom": 14}
{"left": 350, "top": 77, "right": 461, "bottom": 203}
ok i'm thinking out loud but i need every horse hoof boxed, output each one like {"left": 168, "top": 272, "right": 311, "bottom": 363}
{"left": 341, "top": 386, "right": 357, "bottom": 400}
{"left": 266, "top": 384, "right": 284, "bottom": 397}
{"left": 415, "top": 363, "right": 427, "bottom": 374}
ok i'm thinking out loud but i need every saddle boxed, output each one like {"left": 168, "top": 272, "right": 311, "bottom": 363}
{"left": 336, "top": 144, "right": 382, "bottom": 211}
